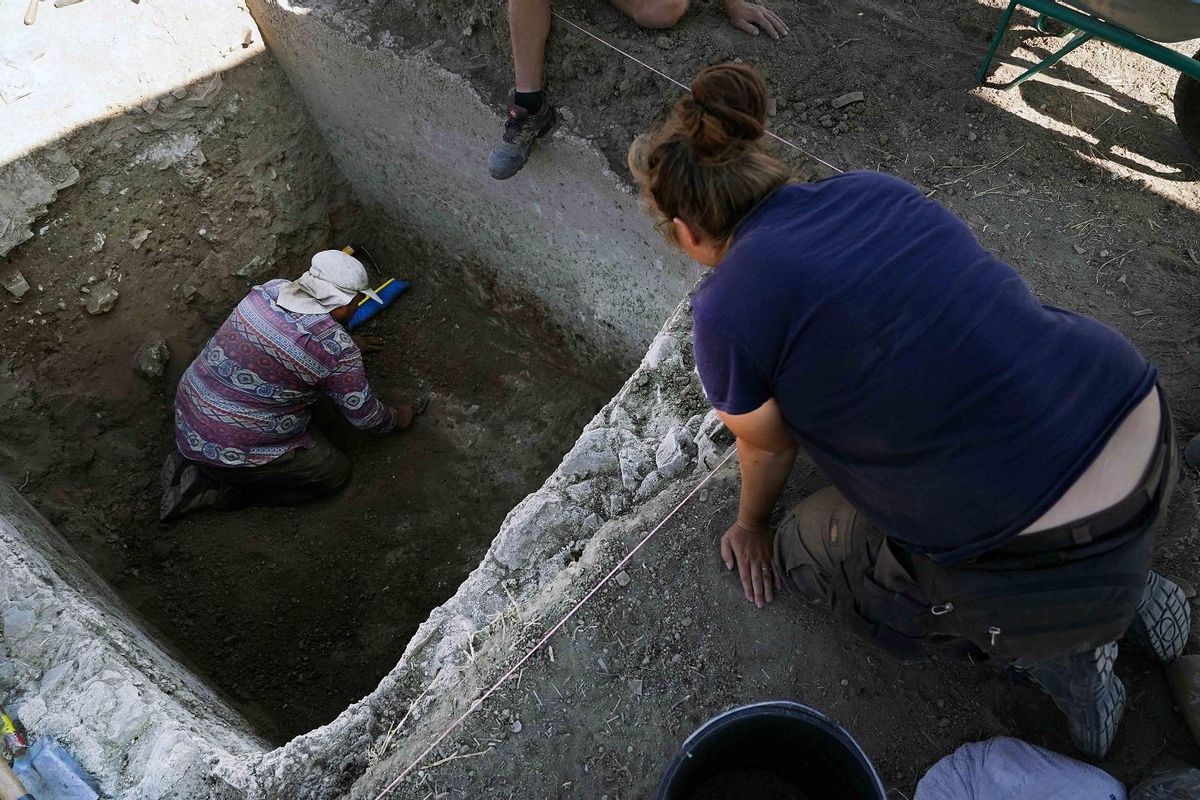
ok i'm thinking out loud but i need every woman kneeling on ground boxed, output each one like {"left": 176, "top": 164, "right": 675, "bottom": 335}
{"left": 629, "top": 63, "right": 1191, "bottom": 759}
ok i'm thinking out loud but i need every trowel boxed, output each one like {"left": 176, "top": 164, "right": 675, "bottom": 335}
{"left": 1, "top": 707, "right": 99, "bottom": 800}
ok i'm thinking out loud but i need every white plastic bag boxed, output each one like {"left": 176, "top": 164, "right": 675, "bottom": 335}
{"left": 915, "top": 737, "right": 1125, "bottom": 800}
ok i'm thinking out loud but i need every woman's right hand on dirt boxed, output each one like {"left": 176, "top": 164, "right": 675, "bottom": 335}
{"left": 720, "top": 519, "right": 780, "bottom": 608}
{"left": 723, "top": 1, "right": 789, "bottom": 39}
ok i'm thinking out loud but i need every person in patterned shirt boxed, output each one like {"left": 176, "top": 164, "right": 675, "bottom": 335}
{"left": 160, "top": 250, "right": 416, "bottom": 521}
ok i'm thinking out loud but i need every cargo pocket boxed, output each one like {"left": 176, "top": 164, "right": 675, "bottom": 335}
{"left": 864, "top": 539, "right": 933, "bottom": 639}
{"left": 831, "top": 538, "right": 934, "bottom": 662}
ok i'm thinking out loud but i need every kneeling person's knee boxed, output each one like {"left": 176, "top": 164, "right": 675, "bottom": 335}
{"left": 628, "top": 0, "right": 689, "bottom": 29}
{"left": 315, "top": 448, "right": 352, "bottom": 495}
{"left": 289, "top": 439, "right": 352, "bottom": 497}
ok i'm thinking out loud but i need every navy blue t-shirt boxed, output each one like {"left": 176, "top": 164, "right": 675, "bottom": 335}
{"left": 691, "top": 172, "right": 1155, "bottom": 564}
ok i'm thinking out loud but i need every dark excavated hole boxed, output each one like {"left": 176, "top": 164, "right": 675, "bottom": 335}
{"left": 124, "top": 250, "right": 621, "bottom": 741}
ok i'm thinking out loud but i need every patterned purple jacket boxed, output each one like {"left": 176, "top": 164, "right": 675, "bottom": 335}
{"left": 175, "top": 279, "right": 396, "bottom": 466}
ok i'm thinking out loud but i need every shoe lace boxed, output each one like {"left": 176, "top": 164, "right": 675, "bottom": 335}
{"left": 502, "top": 106, "right": 536, "bottom": 144}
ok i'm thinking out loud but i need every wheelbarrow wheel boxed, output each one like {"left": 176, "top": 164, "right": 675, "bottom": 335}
{"left": 1175, "top": 49, "right": 1200, "bottom": 155}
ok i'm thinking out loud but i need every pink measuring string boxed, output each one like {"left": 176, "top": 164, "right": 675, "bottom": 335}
{"left": 550, "top": 11, "right": 845, "bottom": 174}
{"left": 371, "top": 10, "right": 842, "bottom": 796}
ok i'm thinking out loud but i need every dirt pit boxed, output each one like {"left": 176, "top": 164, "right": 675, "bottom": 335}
{"left": 0, "top": 55, "right": 620, "bottom": 743}
{"left": 127, "top": 269, "right": 616, "bottom": 742}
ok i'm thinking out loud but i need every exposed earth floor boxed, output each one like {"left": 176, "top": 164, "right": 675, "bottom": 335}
{"left": 3, "top": 0, "right": 1200, "bottom": 794}
{"left": 366, "top": 456, "right": 1200, "bottom": 799}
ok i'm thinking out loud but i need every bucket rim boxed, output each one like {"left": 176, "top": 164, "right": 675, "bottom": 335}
{"left": 665, "top": 699, "right": 888, "bottom": 799}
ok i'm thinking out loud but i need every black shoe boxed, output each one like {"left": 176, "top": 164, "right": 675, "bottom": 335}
{"left": 159, "top": 465, "right": 218, "bottom": 522}
{"left": 160, "top": 450, "right": 187, "bottom": 493}
{"left": 1126, "top": 571, "right": 1191, "bottom": 664}
{"left": 488, "top": 99, "right": 558, "bottom": 180}
{"left": 1022, "top": 642, "right": 1124, "bottom": 759}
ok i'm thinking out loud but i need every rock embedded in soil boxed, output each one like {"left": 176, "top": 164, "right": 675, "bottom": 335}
{"left": 644, "top": 332, "right": 682, "bottom": 371}
{"left": 831, "top": 91, "right": 864, "bottom": 109}
{"left": 493, "top": 493, "right": 590, "bottom": 570}
{"left": 134, "top": 337, "right": 171, "bottom": 380}
{"left": 561, "top": 429, "right": 621, "bottom": 479}
{"left": 85, "top": 281, "right": 119, "bottom": 314}
{"left": 0, "top": 149, "right": 79, "bottom": 257}
{"left": 618, "top": 436, "right": 654, "bottom": 490}
{"left": 233, "top": 255, "right": 269, "bottom": 279}
{"left": 695, "top": 434, "right": 721, "bottom": 471}
{"left": 2, "top": 268, "right": 30, "bottom": 299}
{"left": 655, "top": 425, "right": 695, "bottom": 479}
{"left": 635, "top": 470, "right": 663, "bottom": 501}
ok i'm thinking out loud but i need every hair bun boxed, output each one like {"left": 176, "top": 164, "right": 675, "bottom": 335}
{"left": 679, "top": 63, "right": 768, "bottom": 162}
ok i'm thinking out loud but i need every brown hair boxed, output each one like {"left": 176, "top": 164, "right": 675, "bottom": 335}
{"left": 628, "top": 63, "right": 793, "bottom": 252}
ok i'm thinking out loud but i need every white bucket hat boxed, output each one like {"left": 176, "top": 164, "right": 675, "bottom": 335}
{"left": 275, "top": 250, "right": 382, "bottom": 315}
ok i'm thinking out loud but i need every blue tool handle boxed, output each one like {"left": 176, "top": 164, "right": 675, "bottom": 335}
{"left": 347, "top": 278, "right": 409, "bottom": 332}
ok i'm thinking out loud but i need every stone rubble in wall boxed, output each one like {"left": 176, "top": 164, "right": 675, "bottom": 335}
{"left": 114, "top": 74, "right": 235, "bottom": 190}
{"left": 0, "top": 149, "right": 80, "bottom": 258}
{"left": 0, "top": 72, "right": 238, "bottom": 270}
{"left": 490, "top": 302, "right": 721, "bottom": 575}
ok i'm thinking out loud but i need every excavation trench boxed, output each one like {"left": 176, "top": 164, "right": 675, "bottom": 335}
{"left": 8, "top": 0, "right": 1200, "bottom": 795}
{"left": 0, "top": 0, "right": 702, "bottom": 794}
{"left": 2, "top": 59, "right": 645, "bottom": 745}
{"left": 118, "top": 246, "right": 623, "bottom": 742}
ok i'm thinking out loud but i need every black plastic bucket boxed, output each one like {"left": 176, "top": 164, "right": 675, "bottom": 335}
{"left": 656, "top": 700, "right": 887, "bottom": 800}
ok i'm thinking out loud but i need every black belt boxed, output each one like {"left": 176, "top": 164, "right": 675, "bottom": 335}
{"left": 991, "top": 387, "right": 1174, "bottom": 557}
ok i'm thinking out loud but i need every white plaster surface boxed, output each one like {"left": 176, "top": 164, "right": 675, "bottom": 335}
{"left": 0, "top": 0, "right": 263, "bottom": 165}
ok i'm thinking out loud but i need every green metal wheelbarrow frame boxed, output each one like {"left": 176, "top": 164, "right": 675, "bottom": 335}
{"left": 976, "top": 0, "right": 1200, "bottom": 89}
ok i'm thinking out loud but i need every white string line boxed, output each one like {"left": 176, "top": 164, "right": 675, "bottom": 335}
{"left": 371, "top": 444, "right": 737, "bottom": 800}
{"left": 551, "top": 11, "right": 845, "bottom": 174}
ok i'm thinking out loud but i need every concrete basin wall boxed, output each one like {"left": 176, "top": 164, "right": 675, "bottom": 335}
{"left": 0, "top": 481, "right": 266, "bottom": 799}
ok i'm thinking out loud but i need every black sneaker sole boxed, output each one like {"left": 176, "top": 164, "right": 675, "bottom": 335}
{"left": 160, "top": 464, "right": 210, "bottom": 522}
{"left": 1127, "top": 572, "right": 1191, "bottom": 664}
{"left": 160, "top": 450, "right": 187, "bottom": 492}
